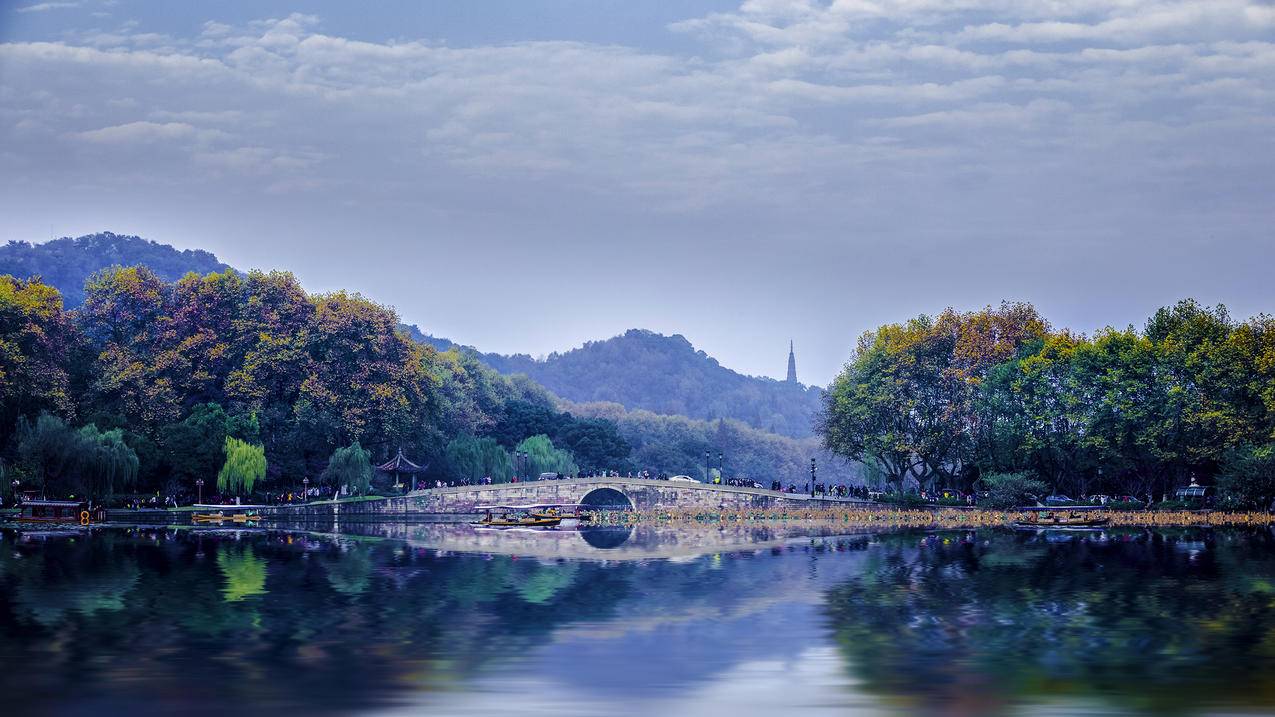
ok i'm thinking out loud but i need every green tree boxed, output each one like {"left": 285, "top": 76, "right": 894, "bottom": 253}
{"left": 161, "top": 403, "right": 259, "bottom": 489}
{"left": 1218, "top": 443, "right": 1275, "bottom": 509}
{"left": 444, "top": 435, "right": 513, "bottom": 483}
{"left": 514, "top": 434, "right": 577, "bottom": 478}
{"left": 979, "top": 472, "right": 1048, "bottom": 509}
{"left": 217, "top": 437, "right": 267, "bottom": 496}
{"left": 75, "top": 424, "right": 138, "bottom": 502}
{"left": 321, "top": 441, "right": 373, "bottom": 495}
{"left": 0, "top": 276, "right": 83, "bottom": 446}
{"left": 14, "top": 413, "right": 82, "bottom": 497}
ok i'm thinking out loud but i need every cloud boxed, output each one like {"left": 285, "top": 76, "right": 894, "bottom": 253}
{"left": 1, "top": 4, "right": 1272, "bottom": 217}
{"left": 70, "top": 120, "right": 227, "bottom": 144}
{"left": 15, "top": 2, "right": 79, "bottom": 13}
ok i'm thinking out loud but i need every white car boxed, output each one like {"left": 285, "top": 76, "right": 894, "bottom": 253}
{"left": 668, "top": 475, "right": 699, "bottom": 483}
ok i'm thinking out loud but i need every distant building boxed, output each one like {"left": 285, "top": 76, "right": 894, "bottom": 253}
{"left": 786, "top": 340, "right": 798, "bottom": 384}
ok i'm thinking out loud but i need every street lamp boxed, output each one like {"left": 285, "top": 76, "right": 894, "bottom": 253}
{"left": 705, "top": 450, "right": 710, "bottom": 483}
{"left": 718, "top": 452, "right": 724, "bottom": 483}
{"left": 302, "top": 477, "right": 310, "bottom": 502}
{"left": 810, "top": 458, "right": 817, "bottom": 497}
{"left": 195, "top": 478, "right": 204, "bottom": 505}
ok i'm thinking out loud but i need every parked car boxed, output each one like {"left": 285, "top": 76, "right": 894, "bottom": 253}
{"left": 668, "top": 475, "right": 699, "bottom": 483}
{"left": 1044, "top": 494, "right": 1075, "bottom": 505}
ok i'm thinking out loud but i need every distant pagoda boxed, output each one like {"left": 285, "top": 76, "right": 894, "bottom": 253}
{"left": 786, "top": 340, "right": 798, "bottom": 384}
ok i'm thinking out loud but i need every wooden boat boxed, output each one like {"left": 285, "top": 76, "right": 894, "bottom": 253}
{"left": 474, "top": 505, "right": 563, "bottom": 528}
{"left": 14, "top": 499, "right": 91, "bottom": 524}
{"left": 1013, "top": 506, "right": 1110, "bottom": 530}
{"left": 192, "top": 511, "right": 260, "bottom": 524}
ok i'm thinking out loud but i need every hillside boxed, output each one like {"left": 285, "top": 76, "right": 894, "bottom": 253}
{"left": 403, "top": 326, "right": 824, "bottom": 437}
{"left": 0, "top": 232, "right": 231, "bottom": 306}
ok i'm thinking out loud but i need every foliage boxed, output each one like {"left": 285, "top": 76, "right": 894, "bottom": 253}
{"left": 487, "top": 399, "right": 631, "bottom": 473}
{"left": 321, "top": 441, "right": 374, "bottom": 495}
{"left": 979, "top": 472, "right": 1048, "bottom": 509}
{"left": 0, "top": 275, "right": 84, "bottom": 447}
{"left": 821, "top": 299, "right": 1275, "bottom": 500}
{"left": 444, "top": 435, "right": 513, "bottom": 483}
{"left": 161, "top": 403, "right": 258, "bottom": 489}
{"left": 0, "top": 232, "right": 230, "bottom": 307}
{"left": 1218, "top": 443, "right": 1275, "bottom": 510}
{"left": 75, "top": 423, "right": 139, "bottom": 502}
{"left": 566, "top": 400, "right": 860, "bottom": 484}
{"left": 14, "top": 413, "right": 137, "bottom": 501}
{"left": 514, "top": 434, "right": 577, "bottom": 478}
{"left": 217, "top": 437, "right": 267, "bottom": 496}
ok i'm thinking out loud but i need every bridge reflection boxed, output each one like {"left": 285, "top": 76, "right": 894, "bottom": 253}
{"left": 264, "top": 520, "right": 876, "bottom": 561}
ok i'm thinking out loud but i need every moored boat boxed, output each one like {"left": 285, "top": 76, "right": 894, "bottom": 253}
{"left": 474, "top": 504, "right": 563, "bottom": 528}
{"left": 1013, "top": 506, "right": 1110, "bottom": 530}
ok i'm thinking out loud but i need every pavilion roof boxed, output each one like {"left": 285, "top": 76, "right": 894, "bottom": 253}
{"left": 376, "top": 448, "right": 427, "bottom": 474}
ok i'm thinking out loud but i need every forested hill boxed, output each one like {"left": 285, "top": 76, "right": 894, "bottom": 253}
{"left": 0, "top": 233, "right": 824, "bottom": 438}
{"left": 404, "top": 326, "right": 824, "bottom": 438}
{"left": 0, "top": 232, "right": 231, "bottom": 306}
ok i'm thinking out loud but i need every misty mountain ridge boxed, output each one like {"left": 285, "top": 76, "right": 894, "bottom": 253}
{"left": 2, "top": 232, "right": 823, "bottom": 438}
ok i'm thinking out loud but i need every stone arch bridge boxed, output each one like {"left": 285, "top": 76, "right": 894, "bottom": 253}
{"left": 395, "top": 477, "right": 864, "bottom": 514}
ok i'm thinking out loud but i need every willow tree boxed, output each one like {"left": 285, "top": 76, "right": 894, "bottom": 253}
{"left": 514, "top": 434, "right": 577, "bottom": 478}
{"left": 217, "top": 437, "right": 267, "bottom": 496}
{"left": 76, "top": 424, "right": 139, "bottom": 502}
{"left": 321, "top": 441, "right": 372, "bottom": 495}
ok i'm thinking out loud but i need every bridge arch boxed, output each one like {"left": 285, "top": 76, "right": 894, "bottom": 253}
{"left": 579, "top": 487, "right": 634, "bottom": 511}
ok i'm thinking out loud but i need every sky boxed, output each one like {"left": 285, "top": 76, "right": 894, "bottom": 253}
{"left": 0, "top": 0, "right": 1272, "bottom": 386}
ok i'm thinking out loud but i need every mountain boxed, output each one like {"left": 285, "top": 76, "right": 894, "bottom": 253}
{"left": 404, "top": 326, "right": 824, "bottom": 438}
{"left": 0, "top": 232, "right": 231, "bottom": 306}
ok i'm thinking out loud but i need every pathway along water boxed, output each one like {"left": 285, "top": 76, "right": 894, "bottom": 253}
{"left": 3, "top": 524, "right": 1275, "bottom": 716}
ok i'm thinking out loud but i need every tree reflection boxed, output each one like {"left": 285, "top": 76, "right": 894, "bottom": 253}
{"left": 824, "top": 530, "right": 1275, "bottom": 715}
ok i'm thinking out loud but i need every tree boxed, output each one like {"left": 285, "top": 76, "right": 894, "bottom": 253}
{"left": 75, "top": 424, "right": 138, "bottom": 502}
{"left": 14, "top": 413, "right": 82, "bottom": 497}
{"left": 161, "top": 403, "right": 259, "bottom": 488}
{"left": 321, "top": 441, "right": 373, "bottom": 495}
{"left": 0, "top": 276, "right": 83, "bottom": 446}
{"left": 1217, "top": 443, "right": 1275, "bottom": 510}
{"left": 14, "top": 413, "right": 137, "bottom": 501}
{"left": 514, "top": 434, "right": 577, "bottom": 478}
{"left": 217, "top": 437, "right": 267, "bottom": 496}
{"left": 444, "top": 435, "right": 513, "bottom": 483}
{"left": 979, "top": 472, "right": 1049, "bottom": 509}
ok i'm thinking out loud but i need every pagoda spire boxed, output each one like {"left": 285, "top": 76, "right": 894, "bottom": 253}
{"left": 786, "top": 340, "right": 798, "bottom": 384}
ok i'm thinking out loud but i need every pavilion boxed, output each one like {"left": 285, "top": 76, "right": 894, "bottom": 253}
{"left": 376, "top": 448, "right": 428, "bottom": 491}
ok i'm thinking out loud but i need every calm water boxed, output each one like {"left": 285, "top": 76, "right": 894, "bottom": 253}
{"left": 3, "top": 525, "right": 1275, "bottom": 716}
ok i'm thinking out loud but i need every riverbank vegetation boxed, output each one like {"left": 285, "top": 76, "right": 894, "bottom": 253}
{"left": 821, "top": 300, "right": 1275, "bottom": 508}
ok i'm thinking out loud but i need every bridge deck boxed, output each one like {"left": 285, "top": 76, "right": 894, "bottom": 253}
{"left": 408, "top": 476, "right": 869, "bottom": 504}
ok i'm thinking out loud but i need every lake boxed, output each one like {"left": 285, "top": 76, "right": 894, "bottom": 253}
{"left": 3, "top": 524, "right": 1275, "bottom": 716}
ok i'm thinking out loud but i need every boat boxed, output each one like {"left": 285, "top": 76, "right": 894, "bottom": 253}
{"left": 474, "top": 505, "right": 563, "bottom": 528}
{"left": 192, "top": 508, "right": 262, "bottom": 524}
{"left": 13, "top": 499, "right": 94, "bottom": 525}
{"left": 1012, "top": 506, "right": 1110, "bottom": 530}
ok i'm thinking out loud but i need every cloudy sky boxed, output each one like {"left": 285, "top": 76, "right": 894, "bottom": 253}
{"left": 1, "top": 0, "right": 1272, "bottom": 385}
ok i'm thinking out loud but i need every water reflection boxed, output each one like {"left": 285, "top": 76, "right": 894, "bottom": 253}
{"left": 1, "top": 526, "right": 1275, "bottom": 716}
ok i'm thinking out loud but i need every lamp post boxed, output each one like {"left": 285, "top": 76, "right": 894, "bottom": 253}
{"left": 718, "top": 452, "right": 724, "bottom": 483}
{"left": 302, "top": 477, "right": 310, "bottom": 503}
{"left": 195, "top": 478, "right": 204, "bottom": 505}
{"left": 810, "top": 458, "right": 817, "bottom": 497}
{"left": 704, "top": 450, "right": 710, "bottom": 483}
